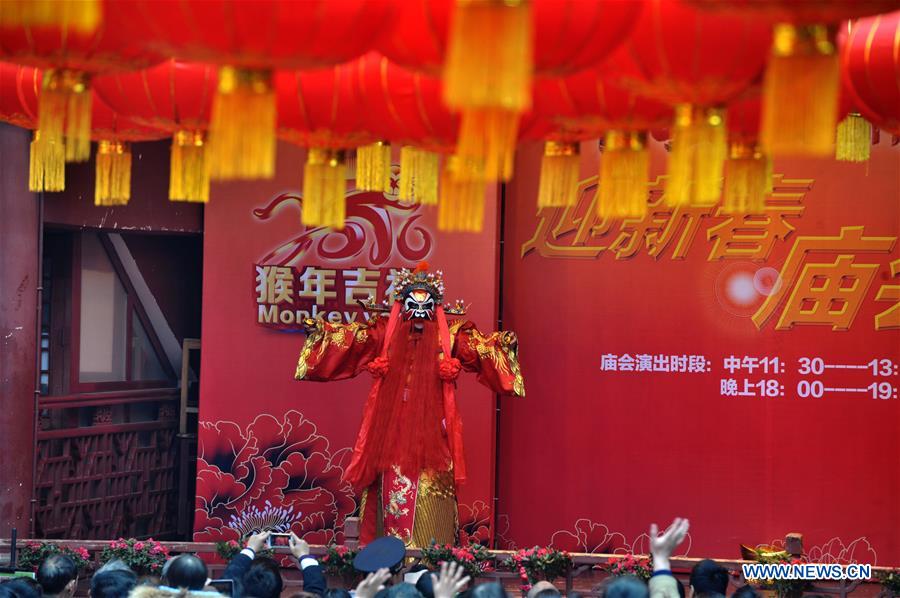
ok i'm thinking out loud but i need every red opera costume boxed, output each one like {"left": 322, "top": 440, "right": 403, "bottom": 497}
{"left": 294, "top": 264, "right": 524, "bottom": 546}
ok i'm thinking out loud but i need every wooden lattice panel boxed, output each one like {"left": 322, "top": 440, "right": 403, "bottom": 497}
{"left": 34, "top": 424, "right": 179, "bottom": 539}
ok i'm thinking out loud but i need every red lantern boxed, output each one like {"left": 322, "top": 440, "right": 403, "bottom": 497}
{"left": 379, "top": 0, "right": 645, "bottom": 185}
{"left": 0, "top": 7, "right": 163, "bottom": 191}
{"left": 276, "top": 61, "right": 374, "bottom": 230}
{"left": 89, "top": 95, "right": 168, "bottom": 206}
{"left": 531, "top": 64, "right": 672, "bottom": 215}
{"left": 93, "top": 60, "right": 217, "bottom": 202}
{"left": 722, "top": 94, "right": 772, "bottom": 213}
{"left": 614, "top": 0, "right": 771, "bottom": 207}
{"left": 111, "top": 0, "right": 396, "bottom": 181}
{"left": 686, "top": 1, "right": 897, "bottom": 157}
{"left": 841, "top": 11, "right": 900, "bottom": 137}
{"left": 355, "top": 53, "right": 459, "bottom": 208}
{"left": 0, "top": 61, "right": 38, "bottom": 129}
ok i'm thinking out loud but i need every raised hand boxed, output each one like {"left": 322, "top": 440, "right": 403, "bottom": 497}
{"left": 356, "top": 568, "right": 392, "bottom": 598}
{"left": 431, "top": 561, "right": 471, "bottom": 598}
{"left": 246, "top": 530, "right": 272, "bottom": 554}
{"left": 289, "top": 532, "right": 310, "bottom": 560}
{"left": 649, "top": 517, "right": 690, "bottom": 571}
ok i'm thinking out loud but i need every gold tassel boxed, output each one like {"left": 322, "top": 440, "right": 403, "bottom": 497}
{"left": 537, "top": 141, "right": 580, "bottom": 208}
{"left": 835, "top": 112, "right": 871, "bottom": 163}
{"left": 94, "top": 140, "right": 132, "bottom": 206}
{"left": 598, "top": 131, "right": 650, "bottom": 219}
{"left": 438, "top": 156, "right": 487, "bottom": 232}
{"left": 665, "top": 104, "right": 726, "bottom": 207}
{"left": 38, "top": 69, "right": 92, "bottom": 164}
{"left": 303, "top": 148, "right": 347, "bottom": 229}
{"left": 443, "top": 0, "right": 532, "bottom": 183}
{"left": 29, "top": 130, "right": 65, "bottom": 192}
{"left": 761, "top": 23, "right": 839, "bottom": 158}
{"left": 722, "top": 142, "right": 771, "bottom": 214}
{"left": 207, "top": 66, "right": 276, "bottom": 181}
{"left": 399, "top": 146, "right": 439, "bottom": 205}
{"left": 169, "top": 130, "right": 210, "bottom": 203}
{"left": 0, "top": 0, "right": 100, "bottom": 32}
{"left": 454, "top": 108, "right": 519, "bottom": 181}
{"left": 356, "top": 141, "right": 392, "bottom": 193}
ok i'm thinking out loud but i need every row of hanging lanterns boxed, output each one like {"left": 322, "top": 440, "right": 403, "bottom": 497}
{"left": 0, "top": 0, "right": 898, "bottom": 232}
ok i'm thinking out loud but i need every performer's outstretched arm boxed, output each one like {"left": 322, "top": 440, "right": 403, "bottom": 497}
{"left": 453, "top": 322, "right": 525, "bottom": 397}
{"left": 294, "top": 316, "right": 384, "bottom": 382}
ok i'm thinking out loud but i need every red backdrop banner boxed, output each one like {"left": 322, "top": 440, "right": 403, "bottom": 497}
{"left": 498, "top": 139, "right": 900, "bottom": 564}
{"left": 195, "top": 143, "right": 499, "bottom": 546}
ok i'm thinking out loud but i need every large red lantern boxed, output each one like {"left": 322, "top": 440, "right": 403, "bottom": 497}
{"left": 378, "top": 0, "right": 645, "bottom": 185}
{"left": 531, "top": 64, "right": 672, "bottom": 216}
{"left": 686, "top": 0, "right": 899, "bottom": 157}
{"left": 0, "top": 7, "right": 162, "bottom": 192}
{"left": 355, "top": 53, "right": 466, "bottom": 223}
{"left": 89, "top": 95, "right": 168, "bottom": 206}
{"left": 841, "top": 11, "right": 900, "bottom": 137}
{"left": 614, "top": 0, "right": 771, "bottom": 208}
{"left": 1, "top": 62, "right": 165, "bottom": 201}
{"left": 113, "top": 0, "right": 396, "bottom": 181}
{"left": 93, "top": 60, "right": 217, "bottom": 203}
{"left": 276, "top": 61, "right": 374, "bottom": 230}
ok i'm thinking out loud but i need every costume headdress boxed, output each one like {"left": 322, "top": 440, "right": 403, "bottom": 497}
{"left": 359, "top": 261, "right": 467, "bottom": 315}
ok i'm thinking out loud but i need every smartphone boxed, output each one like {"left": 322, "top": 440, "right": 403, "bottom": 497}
{"left": 267, "top": 532, "right": 291, "bottom": 548}
{"left": 208, "top": 579, "right": 234, "bottom": 596}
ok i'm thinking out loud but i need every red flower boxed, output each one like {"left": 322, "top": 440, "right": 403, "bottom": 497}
{"left": 134, "top": 542, "right": 145, "bottom": 551}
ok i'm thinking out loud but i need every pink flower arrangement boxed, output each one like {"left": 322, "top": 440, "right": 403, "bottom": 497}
{"left": 606, "top": 554, "right": 652, "bottom": 581}
{"left": 100, "top": 538, "right": 169, "bottom": 575}
{"left": 322, "top": 545, "right": 360, "bottom": 581}
{"left": 502, "top": 547, "right": 572, "bottom": 593}
{"left": 17, "top": 543, "right": 92, "bottom": 573}
{"left": 422, "top": 541, "right": 494, "bottom": 580}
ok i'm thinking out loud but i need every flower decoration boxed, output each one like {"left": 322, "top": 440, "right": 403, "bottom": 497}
{"left": 458, "top": 501, "right": 492, "bottom": 547}
{"left": 422, "top": 541, "right": 494, "bottom": 580}
{"left": 366, "top": 357, "right": 391, "bottom": 378}
{"left": 194, "top": 410, "right": 357, "bottom": 546}
{"left": 99, "top": 538, "right": 169, "bottom": 575}
{"left": 748, "top": 554, "right": 813, "bottom": 598}
{"left": 502, "top": 546, "right": 572, "bottom": 593}
{"left": 606, "top": 554, "right": 653, "bottom": 581}
{"left": 17, "top": 543, "right": 92, "bottom": 573}
{"left": 321, "top": 545, "right": 361, "bottom": 582}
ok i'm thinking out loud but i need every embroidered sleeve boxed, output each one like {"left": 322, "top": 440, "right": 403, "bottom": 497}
{"left": 452, "top": 321, "right": 525, "bottom": 397}
{"left": 294, "top": 317, "right": 383, "bottom": 381}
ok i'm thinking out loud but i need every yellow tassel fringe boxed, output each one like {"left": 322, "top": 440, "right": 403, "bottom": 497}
{"left": 356, "top": 141, "right": 392, "bottom": 193}
{"left": 169, "top": 130, "right": 210, "bottom": 203}
{"left": 455, "top": 107, "right": 519, "bottom": 182}
{"left": 399, "top": 146, "right": 439, "bottom": 205}
{"left": 0, "top": 0, "right": 100, "bottom": 32}
{"left": 665, "top": 104, "right": 727, "bottom": 207}
{"left": 303, "top": 148, "right": 347, "bottom": 229}
{"left": 438, "top": 156, "right": 487, "bottom": 232}
{"left": 207, "top": 66, "right": 276, "bottom": 181}
{"left": 835, "top": 113, "right": 871, "bottom": 163}
{"left": 443, "top": 0, "right": 532, "bottom": 114}
{"left": 29, "top": 131, "right": 65, "bottom": 192}
{"left": 761, "top": 23, "right": 839, "bottom": 158}
{"left": 598, "top": 131, "right": 650, "bottom": 219}
{"left": 537, "top": 141, "right": 580, "bottom": 208}
{"left": 722, "top": 143, "right": 771, "bottom": 214}
{"left": 94, "top": 140, "right": 132, "bottom": 206}
{"left": 38, "top": 69, "right": 92, "bottom": 165}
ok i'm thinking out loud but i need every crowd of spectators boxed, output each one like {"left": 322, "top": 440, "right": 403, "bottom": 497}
{"left": 0, "top": 518, "right": 759, "bottom": 598}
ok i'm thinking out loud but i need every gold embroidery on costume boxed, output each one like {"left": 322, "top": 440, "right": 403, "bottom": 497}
{"left": 412, "top": 468, "right": 458, "bottom": 547}
{"left": 469, "top": 330, "right": 512, "bottom": 376}
{"left": 294, "top": 319, "right": 324, "bottom": 380}
{"left": 386, "top": 465, "right": 414, "bottom": 518}
{"left": 448, "top": 320, "right": 466, "bottom": 351}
